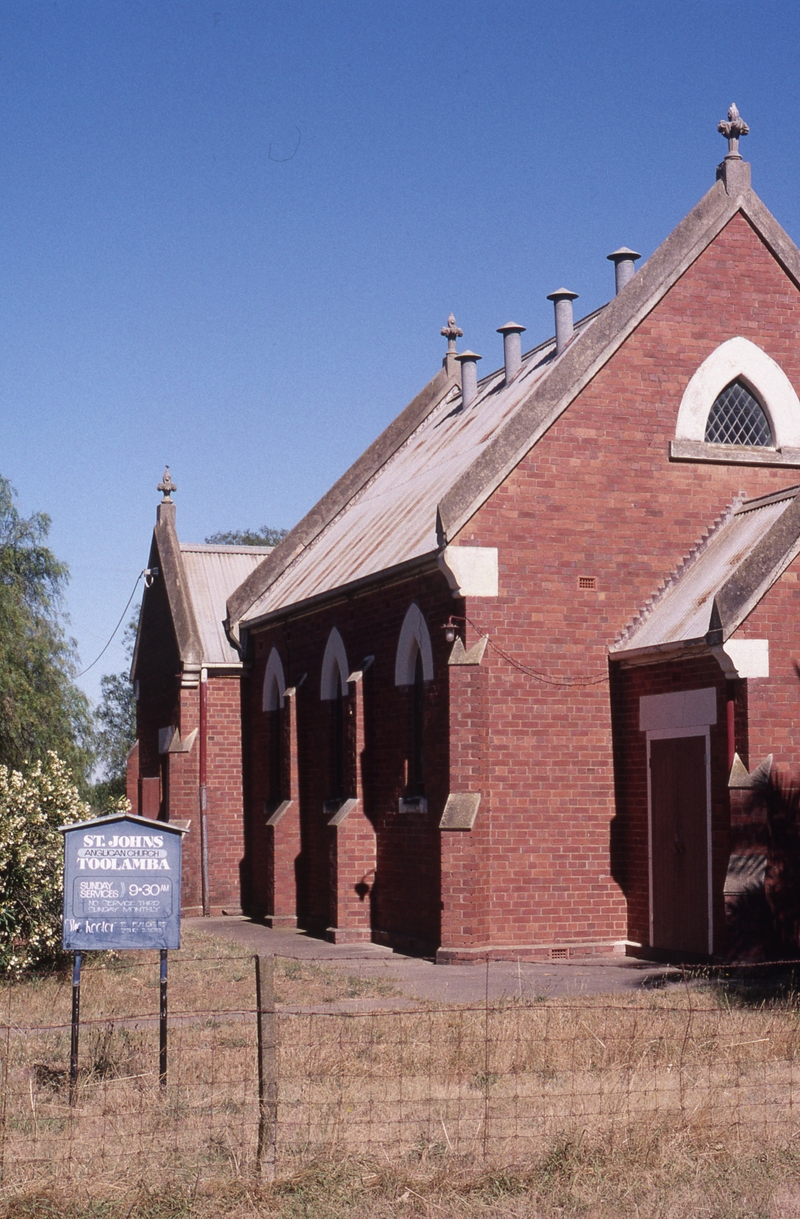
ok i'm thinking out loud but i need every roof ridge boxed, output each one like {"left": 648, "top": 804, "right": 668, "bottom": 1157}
{"left": 228, "top": 173, "right": 800, "bottom": 635}
{"left": 470, "top": 305, "right": 606, "bottom": 393}
{"left": 437, "top": 179, "right": 798, "bottom": 543}
{"left": 228, "top": 311, "right": 610, "bottom": 637}
{"left": 226, "top": 365, "right": 456, "bottom": 643}
{"left": 613, "top": 492, "right": 746, "bottom": 648}
{"left": 181, "top": 542, "right": 273, "bottom": 553}
{"left": 241, "top": 321, "right": 594, "bottom": 616}
{"left": 250, "top": 381, "right": 470, "bottom": 607}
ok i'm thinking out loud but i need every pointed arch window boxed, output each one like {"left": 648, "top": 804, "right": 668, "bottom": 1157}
{"left": 671, "top": 338, "right": 800, "bottom": 465}
{"left": 395, "top": 604, "right": 431, "bottom": 812}
{"left": 330, "top": 674, "right": 345, "bottom": 802}
{"left": 262, "top": 648, "right": 286, "bottom": 809}
{"left": 320, "top": 628, "right": 349, "bottom": 807}
{"left": 704, "top": 380, "right": 773, "bottom": 447}
{"left": 409, "top": 648, "right": 425, "bottom": 798}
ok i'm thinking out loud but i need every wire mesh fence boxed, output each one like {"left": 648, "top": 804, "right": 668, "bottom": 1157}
{"left": 2, "top": 952, "right": 800, "bottom": 1198}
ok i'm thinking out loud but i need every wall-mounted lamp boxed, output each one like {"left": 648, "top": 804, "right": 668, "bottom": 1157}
{"left": 143, "top": 566, "right": 160, "bottom": 588}
{"left": 444, "top": 616, "right": 459, "bottom": 643}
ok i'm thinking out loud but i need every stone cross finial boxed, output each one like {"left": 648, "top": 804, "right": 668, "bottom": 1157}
{"left": 440, "top": 313, "right": 464, "bottom": 353}
{"left": 158, "top": 467, "right": 177, "bottom": 502}
{"left": 718, "top": 103, "right": 749, "bottom": 158}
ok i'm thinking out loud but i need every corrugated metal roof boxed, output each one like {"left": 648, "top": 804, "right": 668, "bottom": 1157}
{"left": 612, "top": 493, "right": 795, "bottom": 652}
{"left": 180, "top": 544, "right": 272, "bottom": 664}
{"left": 242, "top": 315, "right": 601, "bottom": 624}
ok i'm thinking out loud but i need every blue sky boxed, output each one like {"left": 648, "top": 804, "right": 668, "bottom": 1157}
{"left": 0, "top": 0, "right": 799, "bottom": 705}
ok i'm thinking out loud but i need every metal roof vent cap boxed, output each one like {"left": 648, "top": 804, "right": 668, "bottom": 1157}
{"left": 455, "top": 350, "right": 482, "bottom": 407}
{"left": 606, "top": 247, "right": 641, "bottom": 295}
{"left": 497, "top": 322, "right": 526, "bottom": 384}
{"left": 546, "top": 288, "right": 579, "bottom": 356}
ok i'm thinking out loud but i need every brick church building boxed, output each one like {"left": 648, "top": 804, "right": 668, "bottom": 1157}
{"left": 129, "top": 469, "right": 271, "bottom": 915}
{"left": 132, "top": 110, "right": 800, "bottom": 960}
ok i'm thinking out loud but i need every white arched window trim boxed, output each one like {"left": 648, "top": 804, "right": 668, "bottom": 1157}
{"left": 395, "top": 603, "right": 434, "bottom": 686}
{"left": 320, "top": 627, "right": 349, "bottom": 701}
{"left": 262, "top": 647, "right": 286, "bottom": 711}
{"left": 674, "top": 337, "right": 800, "bottom": 448}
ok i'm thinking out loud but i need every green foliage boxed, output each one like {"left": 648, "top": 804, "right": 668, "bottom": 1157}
{"left": 204, "top": 525, "right": 287, "bottom": 547}
{"left": 93, "top": 613, "right": 139, "bottom": 809}
{"left": 0, "top": 753, "right": 126, "bottom": 973}
{"left": 0, "top": 476, "right": 93, "bottom": 782}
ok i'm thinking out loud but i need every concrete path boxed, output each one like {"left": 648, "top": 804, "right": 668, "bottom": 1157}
{"left": 187, "top": 916, "right": 677, "bottom": 1004}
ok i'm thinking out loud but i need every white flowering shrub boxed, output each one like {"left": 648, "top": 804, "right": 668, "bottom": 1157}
{"left": 0, "top": 753, "right": 130, "bottom": 973}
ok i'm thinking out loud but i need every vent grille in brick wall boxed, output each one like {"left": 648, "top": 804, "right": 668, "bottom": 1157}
{"left": 704, "top": 380, "right": 772, "bottom": 446}
{"left": 550, "top": 947, "right": 569, "bottom": 961}
{"left": 578, "top": 576, "right": 596, "bottom": 590}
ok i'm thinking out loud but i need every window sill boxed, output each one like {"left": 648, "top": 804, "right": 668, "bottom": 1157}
{"left": 265, "top": 799, "right": 293, "bottom": 827}
{"left": 398, "top": 796, "right": 428, "bottom": 814}
{"left": 324, "top": 797, "right": 359, "bottom": 826}
{"left": 669, "top": 439, "right": 800, "bottom": 466}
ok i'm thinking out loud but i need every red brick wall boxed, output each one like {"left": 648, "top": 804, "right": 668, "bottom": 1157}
{"left": 612, "top": 657, "right": 730, "bottom": 953}
{"left": 439, "top": 643, "right": 491, "bottom": 956}
{"left": 610, "top": 553, "right": 800, "bottom": 961}
{"left": 205, "top": 675, "right": 247, "bottom": 913}
{"left": 134, "top": 543, "right": 247, "bottom": 913}
{"left": 243, "top": 211, "right": 800, "bottom": 957}
{"left": 246, "top": 574, "right": 454, "bottom": 953}
{"left": 450, "top": 212, "right": 800, "bottom": 953}
{"left": 730, "top": 554, "right": 800, "bottom": 776}
{"left": 134, "top": 674, "right": 248, "bottom": 916}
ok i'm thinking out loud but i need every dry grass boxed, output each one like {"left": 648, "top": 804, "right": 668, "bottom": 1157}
{"left": 4, "top": 939, "right": 800, "bottom": 1216}
{"left": 4, "top": 1141, "right": 800, "bottom": 1218}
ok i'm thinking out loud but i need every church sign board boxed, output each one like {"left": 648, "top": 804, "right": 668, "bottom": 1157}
{"left": 60, "top": 814, "right": 187, "bottom": 951}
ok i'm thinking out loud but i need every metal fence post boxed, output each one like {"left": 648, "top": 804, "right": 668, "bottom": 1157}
{"left": 255, "top": 953, "right": 278, "bottom": 1179}
{"left": 69, "top": 951, "right": 82, "bottom": 1107}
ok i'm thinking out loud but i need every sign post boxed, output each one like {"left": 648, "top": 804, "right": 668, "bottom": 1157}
{"left": 159, "top": 948, "right": 168, "bottom": 1089}
{"left": 60, "top": 813, "right": 188, "bottom": 1094}
{"left": 69, "top": 952, "right": 82, "bottom": 1106}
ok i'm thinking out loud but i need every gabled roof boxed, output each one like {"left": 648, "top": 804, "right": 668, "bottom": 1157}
{"left": 132, "top": 501, "right": 271, "bottom": 678}
{"left": 611, "top": 484, "right": 800, "bottom": 659}
{"left": 180, "top": 543, "right": 271, "bottom": 665}
{"left": 227, "top": 160, "right": 800, "bottom": 640}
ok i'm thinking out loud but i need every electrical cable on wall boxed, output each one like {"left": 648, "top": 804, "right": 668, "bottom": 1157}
{"left": 461, "top": 615, "right": 711, "bottom": 689}
{"left": 454, "top": 614, "right": 609, "bottom": 687}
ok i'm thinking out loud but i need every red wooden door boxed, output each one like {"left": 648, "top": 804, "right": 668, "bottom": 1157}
{"left": 650, "top": 735, "right": 709, "bottom": 955}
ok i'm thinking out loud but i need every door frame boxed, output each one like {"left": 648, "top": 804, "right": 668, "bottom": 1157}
{"left": 646, "top": 725, "right": 712, "bottom": 956}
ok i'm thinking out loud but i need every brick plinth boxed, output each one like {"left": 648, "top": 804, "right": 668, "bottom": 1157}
{"left": 437, "top": 940, "right": 627, "bottom": 964}
{"left": 265, "top": 687, "right": 300, "bottom": 927}
{"left": 325, "top": 671, "right": 376, "bottom": 943}
{"left": 440, "top": 634, "right": 490, "bottom": 953}
{"left": 326, "top": 808, "right": 376, "bottom": 943}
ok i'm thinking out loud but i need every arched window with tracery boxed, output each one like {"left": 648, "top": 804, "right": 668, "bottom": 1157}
{"left": 704, "top": 379, "right": 773, "bottom": 446}
{"left": 672, "top": 337, "right": 800, "bottom": 464}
